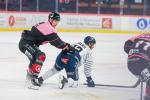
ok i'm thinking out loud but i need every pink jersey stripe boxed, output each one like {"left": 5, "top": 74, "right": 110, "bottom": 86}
{"left": 128, "top": 54, "right": 150, "bottom": 61}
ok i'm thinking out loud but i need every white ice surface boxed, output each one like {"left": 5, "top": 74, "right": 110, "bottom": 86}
{"left": 0, "top": 32, "right": 143, "bottom": 100}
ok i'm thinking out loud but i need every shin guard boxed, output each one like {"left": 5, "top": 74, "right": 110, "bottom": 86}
{"left": 29, "top": 52, "right": 46, "bottom": 77}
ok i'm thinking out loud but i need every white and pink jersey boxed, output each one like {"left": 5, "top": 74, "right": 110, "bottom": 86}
{"left": 21, "top": 21, "right": 67, "bottom": 49}
{"left": 36, "top": 21, "right": 57, "bottom": 36}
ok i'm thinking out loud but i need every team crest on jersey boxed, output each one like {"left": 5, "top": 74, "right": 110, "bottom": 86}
{"left": 61, "top": 58, "right": 69, "bottom": 64}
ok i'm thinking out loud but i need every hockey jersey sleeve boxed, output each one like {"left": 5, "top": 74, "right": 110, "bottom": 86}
{"left": 83, "top": 51, "right": 93, "bottom": 78}
{"left": 46, "top": 33, "right": 67, "bottom": 49}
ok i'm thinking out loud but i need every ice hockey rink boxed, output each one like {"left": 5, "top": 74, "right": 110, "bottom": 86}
{"left": 0, "top": 32, "right": 143, "bottom": 100}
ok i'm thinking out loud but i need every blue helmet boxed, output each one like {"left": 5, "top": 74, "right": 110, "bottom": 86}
{"left": 84, "top": 36, "right": 96, "bottom": 45}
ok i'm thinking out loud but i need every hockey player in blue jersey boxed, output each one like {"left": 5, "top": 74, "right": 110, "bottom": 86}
{"left": 34, "top": 36, "right": 96, "bottom": 88}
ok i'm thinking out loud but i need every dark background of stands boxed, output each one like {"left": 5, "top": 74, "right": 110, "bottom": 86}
{"left": 0, "top": 0, "right": 150, "bottom": 16}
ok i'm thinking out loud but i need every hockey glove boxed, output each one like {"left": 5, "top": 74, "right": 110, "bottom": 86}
{"left": 65, "top": 43, "right": 76, "bottom": 54}
{"left": 124, "top": 40, "right": 134, "bottom": 54}
{"left": 86, "top": 76, "right": 95, "bottom": 87}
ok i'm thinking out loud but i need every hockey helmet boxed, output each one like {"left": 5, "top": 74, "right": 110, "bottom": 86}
{"left": 48, "top": 12, "right": 60, "bottom": 21}
{"left": 124, "top": 40, "right": 134, "bottom": 54}
{"left": 84, "top": 36, "right": 96, "bottom": 45}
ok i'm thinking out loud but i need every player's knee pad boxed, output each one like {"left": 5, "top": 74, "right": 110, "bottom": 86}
{"left": 141, "top": 68, "right": 150, "bottom": 83}
{"left": 30, "top": 52, "right": 46, "bottom": 74}
{"left": 67, "top": 78, "right": 78, "bottom": 88}
{"left": 35, "top": 52, "right": 46, "bottom": 64}
{"left": 30, "top": 63, "right": 42, "bottom": 74}
{"left": 140, "top": 68, "right": 150, "bottom": 96}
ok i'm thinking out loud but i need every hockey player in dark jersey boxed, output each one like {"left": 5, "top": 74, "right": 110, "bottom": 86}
{"left": 18, "top": 12, "right": 75, "bottom": 89}
{"left": 33, "top": 36, "right": 96, "bottom": 89}
{"left": 124, "top": 33, "right": 150, "bottom": 100}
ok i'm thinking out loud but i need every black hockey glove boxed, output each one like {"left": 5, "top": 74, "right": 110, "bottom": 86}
{"left": 124, "top": 40, "right": 134, "bottom": 54}
{"left": 86, "top": 76, "right": 95, "bottom": 87}
{"left": 65, "top": 43, "right": 77, "bottom": 54}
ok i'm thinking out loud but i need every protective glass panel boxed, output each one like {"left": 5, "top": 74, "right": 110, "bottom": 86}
{"left": 39, "top": 0, "right": 55, "bottom": 12}
{"left": 22, "top": 0, "right": 36, "bottom": 11}
{"left": 0, "top": 0, "right": 6, "bottom": 11}
{"left": 7, "top": 0, "right": 20, "bottom": 11}
{"left": 58, "top": 0, "right": 76, "bottom": 13}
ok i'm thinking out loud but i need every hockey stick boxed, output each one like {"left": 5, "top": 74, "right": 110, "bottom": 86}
{"left": 83, "top": 79, "right": 141, "bottom": 88}
{"left": 140, "top": 80, "right": 143, "bottom": 100}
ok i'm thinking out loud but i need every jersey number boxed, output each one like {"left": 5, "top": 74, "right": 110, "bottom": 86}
{"left": 135, "top": 40, "right": 150, "bottom": 51}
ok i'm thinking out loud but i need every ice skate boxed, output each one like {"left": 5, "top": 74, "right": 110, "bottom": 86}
{"left": 26, "top": 70, "right": 40, "bottom": 90}
{"left": 28, "top": 78, "right": 40, "bottom": 90}
{"left": 59, "top": 75, "right": 68, "bottom": 89}
{"left": 37, "top": 77, "right": 44, "bottom": 86}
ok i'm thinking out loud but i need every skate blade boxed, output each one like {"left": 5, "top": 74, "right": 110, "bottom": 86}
{"left": 28, "top": 85, "right": 39, "bottom": 90}
{"left": 26, "top": 81, "right": 39, "bottom": 90}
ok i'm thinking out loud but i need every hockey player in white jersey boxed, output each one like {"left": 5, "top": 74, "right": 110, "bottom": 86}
{"left": 35, "top": 36, "right": 96, "bottom": 88}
